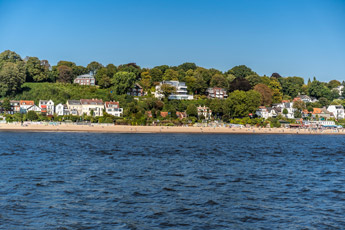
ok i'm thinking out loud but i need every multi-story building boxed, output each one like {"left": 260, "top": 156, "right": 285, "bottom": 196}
{"left": 80, "top": 99, "right": 104, "bottom": 116}
{"left": 155, "top": 81, "right": 193, "bottom": 100}
{"left": 39, "top": 100, "right": 55, "bottom": 115}
{"left": 327, "top": 105, "right": 345, "bottom": 119}
{"left": 205, "top": 87, "right": 228, "bottom": 99}
{"left": 20, "top": 100, "right": 35, "bottom": 113}
{"left": 66, "top": 100, "right": 82, "bottom": 116}
{"left": 105, "top": 101, "right": 123, "bottom": 117}
{"left": 55, "top": 103, "right": 69, "bottom": 116}
{"left": 197, "top": 106, "right": 212, "bottom": 120}
{"left": 127, "top": 83, "right": 144, "bottom": 96}
{"left": 73, "top": 74, "right": 96, "bottom": 86}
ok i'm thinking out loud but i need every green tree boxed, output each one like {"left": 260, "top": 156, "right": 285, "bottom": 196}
{"left": 2, "top": 98, "right": 11, "bottom": 111}
{"left": 87, "top": 61, "right": 103, "bottom": 75}
{"left": 280, "top": 77, "right": 304, "bottom": 98}
{"left": 111, "top": 71, "right": 136, "bottom": 95}
{"left": 245, "top": 74, "right": 262, "bottom": 86}
{"left": 253, "top": 83, "right": 273, "bottom": 106}
{"left": 27, "top": 111, "right": 38, "bottom": 121}
{"left": 163, "top": 69, "right": 179, "bottom": 81}
{"left": 268, "top": 79, "right": 283, "bottom": 103}
{"left": 225, "top": 90, "right": 261, "bottom": 118}
{"left": 226, "top": 65, "right": 258, "bottom": 78}
{"left": 328, "top": 80, "right": 341, "bottom": 89}
{"left": 25, "top": 57, "right": 49, "bottom": 82}
{"left": 0, "top": 62, "right": 26, "bottom": 96}
{"left": 186, "top": 104, "right": 198, "bottom": 117}
{"left": 57, "top": 65, "right": 74, "bottom": 83}
{"left": 283, "top": 108, "right": 288, "bottom": 117}
{"left": 293, "top": 100, "right": 306, "bottom": 111}
{"left": 149, "top": 68, "right": 163, "bottom": 83}
{"left": 0, "top": 50, "right": 22, "bottom": 68}
{"left": 210, "top": 74, "right": 227, "bottom": 88}
{"left": 178, "top": 62, "right": 197, "bottom": 71}
{"left": 160, "top": 83, "right": 176, "bottom": 99}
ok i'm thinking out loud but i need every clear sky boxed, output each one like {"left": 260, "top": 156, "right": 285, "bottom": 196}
{"left": 0, "top": 0, "right": 344, "bottom": 81}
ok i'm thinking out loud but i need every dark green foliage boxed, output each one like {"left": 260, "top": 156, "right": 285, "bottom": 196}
{"left": 14, "top": 82, "right": 111, "bottom": 104}
{"left": 0, "top": 62, "right": 26, "bottom": 96}
{"left": 111, "top": 71, "right": 136, "bottom": 95}
{"left": 227, "top": 65, "right": 257, "bottom": 78}
{"left": 229, "top": 78, "right": 252, "bottom": 92}
{"left": 186, "top": 104, "right": 198, "bottom": 117}
{"left": 27, "top": 111, "right": 38, "bottom": 121}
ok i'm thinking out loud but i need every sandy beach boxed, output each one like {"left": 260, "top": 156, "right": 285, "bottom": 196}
{"left": 0, "top": 122, "right": 344, "bottom": 134}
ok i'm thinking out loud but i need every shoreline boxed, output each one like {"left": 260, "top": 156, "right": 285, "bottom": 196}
{"left": 0, "top": 123, "right": 344, "bottom": 135}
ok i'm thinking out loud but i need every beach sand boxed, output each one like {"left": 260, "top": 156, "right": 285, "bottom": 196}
{"left": 0, "top": 123, "right": 344, "bottom": 134}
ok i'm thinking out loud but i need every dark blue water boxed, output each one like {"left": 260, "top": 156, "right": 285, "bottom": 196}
{"left": 1, "top": 133, "right": 345, "bottom": 229}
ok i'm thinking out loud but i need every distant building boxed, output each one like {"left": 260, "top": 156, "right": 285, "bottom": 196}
{"left": 55, "top": 103, "right": 69, "bottom": 116}
{"left": 327, "top": 105, "right": 345, "bottom": 120}
{"left": 105, "top": 101, "right": 123, "bottom": 117}
{"left": 20, "top": 100, "right": 35, "bottom": 113}
{"left": 39, "top": 100, "right": 54, "bottom": 115}
{"left": 80, "top": 99, "right": 104, "bottom": 116}
{"left": 26, "top": 105, "right": 42, "bottom": 113}
{"left": 272, "top": 101, "right": 295, "bottom": 118}
{"left": 312, "top": 108, "right": 331, "bottom": 120}
{"left": 0, "top": 100, "right": 20, "bottom": 114}
{"left": 255, "top": 106, "right": 278, "bottom": 119}
{"left": 293, "top": 95, "right": 318, "bottom": 103}
{"left": 74, "top": 74, "right": 95, "bottom": 86}
{"left": 205, "top": 87, "right": 228, "bottom": 99}
{"left": 197, "top": 106, "right": 212, "bottom": 120}
{"left": 155, "top": 81, "right": 193, "bottom": 100}
{"left": 333, "top": 85, "right": 344, "bottom": 96}
{"left": 128, "top": 83, "right": 144, "bottom": 96}
{"left": 66, "top": 100, "right": 82, "bottom": 116}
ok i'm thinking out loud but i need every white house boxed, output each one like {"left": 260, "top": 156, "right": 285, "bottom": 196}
{"left": 155, "top": 81, "right": 194, "bottom": 100}
{"left": 66, "top": 100, "right": 82, "bottom": 116}
{"left": 327, "top": 105, "right": 345, "bottom": 120}
{"left": 255, "top": 106, "right": 278, "bottom": 119}
{"left": 105, "top": 101, "right": 123, "bottom": 117}
{"left": 26, "top": 105, "right": 42, "bottom": 113}
{"left": 294, "top": 95, "right": 318, "bottom": 103}
{"left": 272, "top": 101, "right": 295, "bottom": 118}
{"left": 39, "top": 100, "right": 55, "bottom": 115}
{"left": 55, "top": 103, "right": 69, "bottom": 116}
{"left": 333, "top": 85, "right": 344, "bottom": 96}
{"left": 80, "top": 99, "right": 104, "bottom": 116}
{"left": 197, "top": 106, "right": 212, "bottom": 120}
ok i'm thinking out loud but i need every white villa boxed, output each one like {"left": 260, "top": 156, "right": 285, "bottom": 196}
{"left": 39, "top": 100, "right": 55, "bottom": 115}
{"left": 197, "top": 106, "right": 212, "bottom": 120}
{"left": 74, "top": 74, "right": 96, "bottom": 86}
{"left": 80, "top": 99, "right": 104, "bottom": 116}
{"left": 327, "top": 105, "right": 345, "bottom": 120}
{"left": 255, "top": 106, "right": 278, "bottom": 119}
{"left": 155, "top": 81, "right": 194, "bottom": 100}
{"left": 105, "top": 101, "right": 123, "bottom": 117}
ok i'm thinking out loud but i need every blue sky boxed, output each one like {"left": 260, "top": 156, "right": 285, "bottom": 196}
{"left": 0, "top": 0, "right": 344, "bottom": 82}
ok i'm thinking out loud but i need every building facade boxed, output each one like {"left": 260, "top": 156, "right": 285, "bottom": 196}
{"left": 105, "top": 101, "right": 123, "bottom": 117}
{"left": 73, "top": 74, "right": 96, "bottom": 86}
{"left": 155, "top": 81, "right": 194, "bottom": 100}
{"left": 206, "top": 87, "right": 228, "bottom": 99}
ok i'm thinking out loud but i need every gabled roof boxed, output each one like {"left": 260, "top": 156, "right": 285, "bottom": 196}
{"left": 105, "top": 101, "right": 119, "bottom": 107}
{"left": 67, "top": 100, "right": 81, "bottom": 105}
{"left": 80, "top": 99, "right": 103, "bottom": 105}
{"left": 20, "top": 100, "right": 34, "bottom": 106}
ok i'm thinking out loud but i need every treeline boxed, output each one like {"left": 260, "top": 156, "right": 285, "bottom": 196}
{"left": 1, "top": 50, "right": 345, "bottom": 121}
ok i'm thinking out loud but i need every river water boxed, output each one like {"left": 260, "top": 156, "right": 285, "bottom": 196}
{"left": 0, "top": 132, "right": 345, "bottom": 229}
